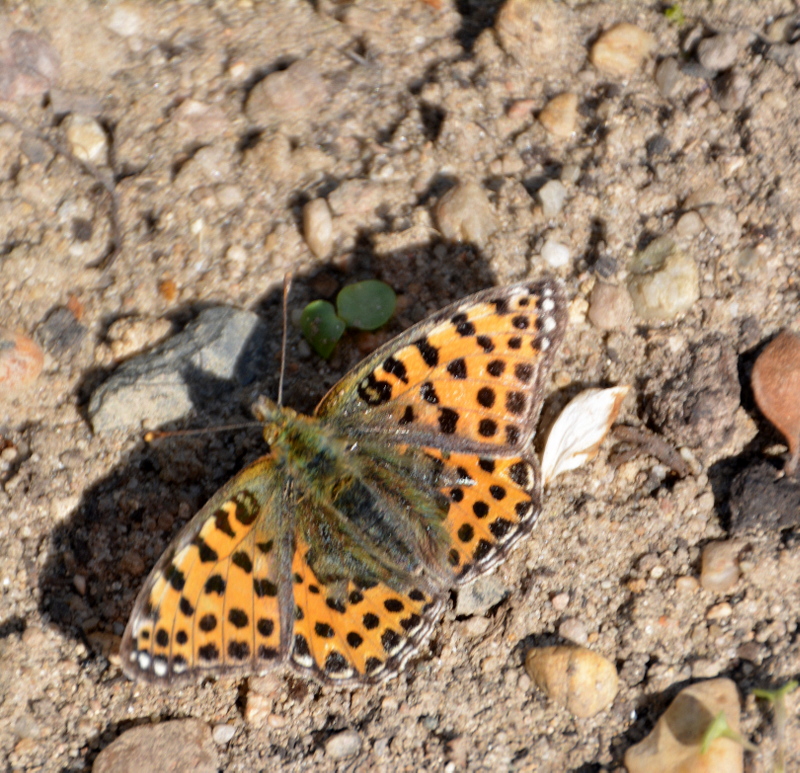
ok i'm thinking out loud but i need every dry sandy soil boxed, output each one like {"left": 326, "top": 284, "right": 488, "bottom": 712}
{"left": 1, "top": 1, "right": 800, "bottom": 771}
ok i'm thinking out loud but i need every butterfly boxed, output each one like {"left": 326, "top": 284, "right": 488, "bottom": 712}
{"left": 120, "top": 278, "right": 567, "bottom": 684}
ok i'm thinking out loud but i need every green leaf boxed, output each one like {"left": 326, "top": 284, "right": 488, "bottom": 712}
{"left": 301, "top": 300, "right": 346, "bottom": 359}
{"left": 336, "top": 280, "right": 396, "bottom": 331}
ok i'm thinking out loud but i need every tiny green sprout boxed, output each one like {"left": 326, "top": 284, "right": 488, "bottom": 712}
{"left": 754, "top": 681, "right": 798, "bottom": 773}
{"left": 300, "top": 300, "right": 346, "bottom": 359}
{"left": 300, "top": 280, "right": 396, "bottom": 358}
{"left": 336, "top": 280, "right": 397, "bottom": 331}
{"left": 700, "top": 710, "right": 757, "bottom": 755}
{"left": 664, "top": 4, "right": 685, "bottom": 25}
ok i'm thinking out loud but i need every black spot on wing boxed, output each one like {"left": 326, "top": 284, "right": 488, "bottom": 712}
{"left": 414, "top": 337, "right": 439, "bottom": 367}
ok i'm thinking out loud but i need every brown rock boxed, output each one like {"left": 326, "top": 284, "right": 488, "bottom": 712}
{"left": 93, "top": 719, "right": 218, "bottom": 773}
{"left": 525, "top": 645, "right": 618, "bottom": 718}
{"left": 752, "top": 330, "right": 800, "bottom": 475}
{"left": 624, "top": 679, "right": 743, "bottom": 773}
{"left": 591, "top": 23, "right": 655, "bottom": 77}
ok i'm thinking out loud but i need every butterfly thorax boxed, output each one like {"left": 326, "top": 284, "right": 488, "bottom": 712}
{"left": 252, "top": 395, "right": 455, "bottom": 587}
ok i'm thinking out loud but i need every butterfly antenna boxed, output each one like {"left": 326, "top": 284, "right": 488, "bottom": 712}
{"left": 277, "top": 272, "right": 293, "bottom": 407}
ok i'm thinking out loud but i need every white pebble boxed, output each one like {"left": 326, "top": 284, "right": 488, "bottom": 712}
{"left": 107, "top": 5, "right": 144, "bottom": 37}
{"left": 538, "top": 180, "right": 567, "bottom": 218}
{"left": 325, "top": 730, "right": 361, "bottom": 760}
{"left": 212, "top": 724, "right": 237, "bottom": 745}
{"left": 303, "top": 198, "right": 334, "bottom": 259}
{"left": 435, "top": 180, "right": 497, "bottom": 246}
{"left": 64, "top": 114, "right": 108, "bottom": 165}
{"left": 540, "top": 239, "right": 570, "bottom": 269}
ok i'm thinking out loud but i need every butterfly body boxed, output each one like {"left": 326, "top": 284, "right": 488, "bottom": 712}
{"left": 121, "top": 279, "right": 566, "bottom": 684}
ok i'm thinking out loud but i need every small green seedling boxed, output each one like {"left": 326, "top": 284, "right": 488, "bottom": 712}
{"left": 301, "top": 280, "right": 396, "bottom": 358}
{"left": 700, "top": 710, "right": 757, "bottom": 755}
{"left": 754, "top": 681, "right": 798, "bottom": 773}
{"left": 664, "top": 4, "right": 685, "bottom": 25}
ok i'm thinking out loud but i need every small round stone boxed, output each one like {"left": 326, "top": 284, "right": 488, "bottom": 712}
{"left": 525, "top": 645, "right": 618, "bottom": 718}
{"left": 654, "top": 57, "right": 681, "bottom": 98}
{"left": 325, "top": 730, "right": 361, "bottom": 760}
{"left": 64, "top": 114, "right": 108, "bottom": 165}
{"left": 675, "top": 576, "right": 699, "bottom": 593}
{"left": 435, "top": 180, "right": 497, "bottom": 246}
{"left": 212, "top": 724, "right": 237, "bottom": 745}
{"left": 700, "top": 540, "right": 741, "bottom": 593}
{"left": 675, "top": 211, "right": 704, "bottom": 238}
{"left": 558, "top": 618, "right": 588, "bottom": 645}
{"left": 303, "top": 198, "right": 334, "bottom": 259}
{"left": 540, "top": 238, "right": 570, "bottom": 269}
{"left": 590, "top": 23, "right": 655, "bottom": 77}
{"left": 538, "top": 92, "right": 578, "bottom": 138}
{"left": 627, "top": 237, "right": 699, "bottom": 321}
{"left": 697, "top": 34, "right": 739, "bottom": 72}
{"left": 550, "top": 592, "right": 570, "bottom": 612}
{"left": 588, "top": 282, "right": 633, "bottom": 330}
{"left": 537, "top": 180, "right": 567, "bottom": 218}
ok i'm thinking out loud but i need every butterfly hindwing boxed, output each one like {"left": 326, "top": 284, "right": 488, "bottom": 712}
{"left": 120, "top": 458, "right": 289, "bottom": 683}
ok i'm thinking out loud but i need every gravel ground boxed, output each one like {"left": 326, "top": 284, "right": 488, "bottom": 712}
{"left": 1, "top": 1, "right": 800, "bottom": 771}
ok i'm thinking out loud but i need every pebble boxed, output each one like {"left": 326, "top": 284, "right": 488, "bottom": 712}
{"left": 325, "top": 730, "right": 361, "bottom": 760}
{"left": 493, "top": 0, "right": 566, "bottom": 65}
{"left": 73, "top": 574, "right": 87, "bottom": 595}
{"left": 697, "top": 34, "right": 739, "bottom": 72}
{"left": 550, "top": 592, "right": 570, "bottom": 612}
{"left": 538, "top": 92, "right": 578, "bottom": 138}
{"left": 245, "top": 60, "right": 327, "bottom": 123}
{"left": 540, "top": 238, "right": 570, "bottom": 269}
{"left": 624, "top": 679, "right": 743, "bottom": 773}
{"left": 675, "top": 576, "right": 699, "bottom": 593}
{"left": 700, "top": 540, "right": 741, "bottom": 593}
{"left": 590, "top": 23, "right": 655, "bottom": 77}
{"left": 751, "top": 330, "right": 800, "bottom": 475}
{"left": 675, "top": 211, "right": 704, "bottom": 238}
{"left": 654, "top": 57, "right": 682, "bottom": 98}
{"left": 88, "top": 307, "right": 271, "bottom": 432}
{"left": 64, "top": 114, "right": 108, "bottom": 166}
{"left": 212, "top": 724, "right": 237, "bottom": 745}
{"left": 558, "top": 618, "right": 588, "bottom": 645}
{"left": 435, "top": 180, "right": 497, "bottom": 246}
{"left": 537, "top": 179, "right": 567, "bottom": 218}
{"left": 714, "top": 70, "right": 748, "bottom": 112}
{"left": 303, "top": 198, "right": 334, "bottom": 259}
{"left": 0, "top": 327, "right": 44, "bottom": 394}
{"left": 244, "top": 693, "right": 271, "bottom": 724}
{"left": 107, "top": 5, "right": 145, "bottom": 37}
{"left": 525, "top": 645, "right": 618, "bottom": 718}
{"left": 587, "top": 282, "right": 633, "bottom": 330}
{"left": 706, "top": 602, "right": 732, "bottom": 620}
{"left": 627, "top": 237, "right": 699, "bottom": 321}
{"left": 93, "top": 719, "right": 218, "bottom": 773}
{"left": 455, "top": 574, "right": 507, "bottom": 616}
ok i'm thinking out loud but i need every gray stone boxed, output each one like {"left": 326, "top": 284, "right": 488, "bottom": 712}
{"left": 88, "top": 307, "right": 271, "bottom": 432}
{"left": 697, "top": 34, "right": 739, "bottom": 72}
{"left": 455, "top": 574, "right": 507, "bottom": 616}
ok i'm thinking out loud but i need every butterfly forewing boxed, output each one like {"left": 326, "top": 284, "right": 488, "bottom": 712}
{"left": 315, "top": 279, "right": 567, "bottom": 455}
